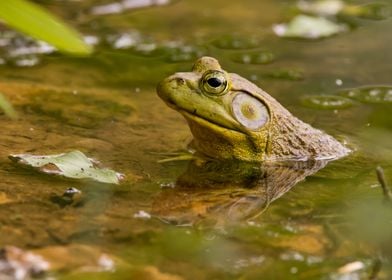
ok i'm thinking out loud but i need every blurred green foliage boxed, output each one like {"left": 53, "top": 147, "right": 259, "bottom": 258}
{"left": 0, "top": 0, "right": 91, "bottom": 55}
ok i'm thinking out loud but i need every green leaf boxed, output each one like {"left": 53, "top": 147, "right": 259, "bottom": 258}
{"left": 0, "top": 0, "right": 92, "bottom": 55}
{"left": 9, "top": 150, "right": 123, "bottom": 184}
{"left": 0, "top": 93, "right": 18, "bottom": 120}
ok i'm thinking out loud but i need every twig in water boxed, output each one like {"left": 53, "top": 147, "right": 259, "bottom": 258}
{"left": 376, "top": 166, "right": 392, "bottom": 202}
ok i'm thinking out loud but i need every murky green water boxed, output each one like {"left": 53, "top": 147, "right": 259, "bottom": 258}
{"left": 1, "top": 0, "right": 392, "bottom": 279}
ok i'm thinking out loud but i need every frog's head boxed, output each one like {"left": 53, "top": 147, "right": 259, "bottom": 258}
{"left": 157, "top": 57, "right": 350, "bottom": 161}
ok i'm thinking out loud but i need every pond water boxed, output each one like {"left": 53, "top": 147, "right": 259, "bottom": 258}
{"left": 1, "top": 0, "right": 392, "bottom": 279}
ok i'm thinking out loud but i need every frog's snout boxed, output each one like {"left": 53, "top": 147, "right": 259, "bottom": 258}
{"left": 167, "top": 75, "right": 186, "bottom": 88}
{"left": 156, "top": 78, "right": 169, "bottom": 101}
{"left": 158, "top": 75, "right": 185, "bottom": 96}
{"left": 157, "top": 75, "right": 183, "bottom": 106}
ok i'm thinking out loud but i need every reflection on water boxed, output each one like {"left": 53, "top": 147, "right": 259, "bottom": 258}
{"left": 153, "top": 160, "right": 327, "bottom": 227}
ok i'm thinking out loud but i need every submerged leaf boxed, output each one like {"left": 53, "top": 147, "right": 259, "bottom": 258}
{"left": 301, "top": 95, "right": 355, "bottom": 109}
{"left": 231, "top": 51, "right": 275, "bottom": 65}
{"left": 264, "top": 68, "right": 304, "bottom": 81}
{"left": 0, "top": 0, "right": 91, "bottom": 55}
{"left": 211, "top": 35, "right": 261, "bottom": 49}
{"left": 9, "top": 151, "right": 123, "bottom": 184}
{"left": 353, "top": 3, "right": 392, "bottom": 20}
{"left": 0, "top": 93, "right": 18, "bottom": 120}
{"left": 273, "top": 15, "right": 348, "bottom": 39}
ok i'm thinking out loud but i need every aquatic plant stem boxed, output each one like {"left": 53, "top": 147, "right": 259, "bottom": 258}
{"left": 376, "top": 166, "right": 392, "bottom": 202}
{"left": 0, "top": 93, "right": 18, "bottom": 120}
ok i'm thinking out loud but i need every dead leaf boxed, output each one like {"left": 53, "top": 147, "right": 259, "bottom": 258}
{"left": 9, "top": 150, "right": 124, "bottom": 184}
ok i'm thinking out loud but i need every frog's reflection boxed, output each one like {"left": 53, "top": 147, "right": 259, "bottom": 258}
{"left": 152, "top": 160, "right": 328, "bottom": 227}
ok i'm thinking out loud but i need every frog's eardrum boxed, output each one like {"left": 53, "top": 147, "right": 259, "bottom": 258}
{"left": 232, "top": 92, "right": 269, "bottom": 130}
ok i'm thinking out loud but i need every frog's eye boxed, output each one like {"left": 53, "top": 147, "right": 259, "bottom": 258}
{"left": 201, "top": 70, "right": 229, "bottom": 96}
{"left": 232, "top": 93, "right": 269, "bottom": 130}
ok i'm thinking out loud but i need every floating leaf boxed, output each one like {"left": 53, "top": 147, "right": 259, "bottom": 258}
{"left": 264, "top": 69, "right": 304, "bottom": 80}
{"left": 165, "top": 46, "right": 203, "bottom": 63}
{"left": 0, "top": 0, "right": 91, "bottom": 55}
{"left": 231, "top": 51, "right": 275, "bottom": 65}
{"left": 130, "top": 43, "right": 167, "bottom": 58}
{"left": 0, "top": 93, "right": 18, "bottom": 120}
{"left": 273, "top": 15, "right": 348, "bottom": 39}
{"left": 9, "top": 150, "right": 123, "bottom": 184}
{"left": 339, "top": 86, "right": 392, "bottom": 104}
{"left": 301, "top": 95, "right": 355, "bottom": 109}
{"left": 211, "top": 36, "right": 260, "bottom": 49}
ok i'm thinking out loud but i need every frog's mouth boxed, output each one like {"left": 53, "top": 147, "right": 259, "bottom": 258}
{"left": 179, "top": 110, "right": 245, "bottom": 136}
{"left": 157, "top": 78, "right": 246, "bottom": 135}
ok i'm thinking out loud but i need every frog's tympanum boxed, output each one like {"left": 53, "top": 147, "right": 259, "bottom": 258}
{"left": 157, "top": 57, "right": 350, "bottom": 162}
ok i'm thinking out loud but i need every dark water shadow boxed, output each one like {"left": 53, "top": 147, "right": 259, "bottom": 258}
{"left": 152, "top": 159, "right": 328, "bottom": 228}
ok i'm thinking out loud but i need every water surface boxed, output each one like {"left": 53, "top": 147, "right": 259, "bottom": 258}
{"left": 0, "top": 0, "right": 392, "bottom": 279}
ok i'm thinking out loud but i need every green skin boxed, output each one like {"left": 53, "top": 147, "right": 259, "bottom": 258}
{"left": 157, "top": 57, "right": 350, "bottom": 162}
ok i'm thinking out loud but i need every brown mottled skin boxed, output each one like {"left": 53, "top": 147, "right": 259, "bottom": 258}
{"left": 157, "top": 57, "right": 350, "bottom": 162}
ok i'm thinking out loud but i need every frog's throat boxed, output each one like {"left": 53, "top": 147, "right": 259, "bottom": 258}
{"left": 179, "top": 110, "right": 265, "bottom": 161}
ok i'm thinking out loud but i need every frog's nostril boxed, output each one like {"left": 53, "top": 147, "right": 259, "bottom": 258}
{"left": 174, "top": 78, "right": 185, "bottom": 86}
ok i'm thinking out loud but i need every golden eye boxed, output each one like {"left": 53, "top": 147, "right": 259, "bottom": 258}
{"left": 232, "top": 92, "right": 269, "bottom": 130}
{"left": 201, "top": 70, "right": 229, "bottom": 95}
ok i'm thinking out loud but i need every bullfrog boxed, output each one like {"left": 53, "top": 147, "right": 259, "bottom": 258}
{"left": 157, "top": 56, "right": 350, "bottom": 162}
